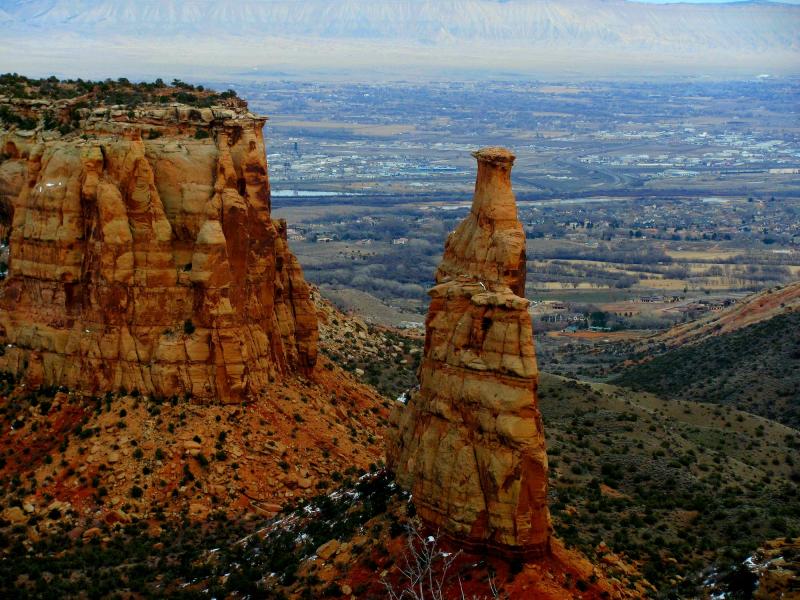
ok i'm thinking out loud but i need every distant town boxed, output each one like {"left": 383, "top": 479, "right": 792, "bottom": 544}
{"left": 219, "top": 79, "right": 800, "bottom": 202}
{"left": 245, "top": 79, "right": 799, "bottom": 337}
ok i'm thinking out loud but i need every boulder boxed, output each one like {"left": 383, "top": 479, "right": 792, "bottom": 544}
{"left": 188, "top": 503, "right": 210, "bottom": 520}
{"left": 4, "top": 506, "right": 26, "bottom": 524}
{"left": 82, "top": 527, "right": 103, "bottom": 540}
{"left": 316, "top": 539, "right": 340, "bottom": 561}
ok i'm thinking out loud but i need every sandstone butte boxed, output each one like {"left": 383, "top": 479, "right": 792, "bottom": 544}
{"left": 0, "top": 99, "right": 317, "bottom": 403}
{"left": 388, "top": 147, "right": 551, "bottom": 559}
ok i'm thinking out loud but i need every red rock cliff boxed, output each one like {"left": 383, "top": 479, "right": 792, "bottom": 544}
{"left": 0, "top": 102, "right": 317, "bottom": 403}
{"left": 387, "top": 147, "right": 551, "bottom": 559}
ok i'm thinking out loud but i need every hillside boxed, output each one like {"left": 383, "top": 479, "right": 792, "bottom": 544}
{"left": 540, "top": 372, "right": 800, "bottom": 597}
{"left": 315, "top": 291, "right": 423, "bottom": 401}
{"left": 1, "top": 0, "right": 794, "bottom": 41}
{"left": 649, "top": 281, "right": 800, "bottom": 349}
{"left": 317, "top": 291, "right": 800, "bottom": 595}
{"left": 542, "top": 283, "right": 800, "bottom": 427}
{"left": 2, "top": 367, "right": 797, "bottom": 598}
{"left": 1, "top": 0, "right": 798, "bottom": 77}
{"left": 3, "top": 0, "right": 797, "bottom": 51}
{"left": 0, "top": 469, "right": 652, "bottom": 599}
{"left": 614, "top": 310, "right": 800, "bottom": 428}
{"left": 0, "top": 270, "right": 797, "bottom": 597}
{"left": 0, "top": 357, "right": 390, "bottom": 519}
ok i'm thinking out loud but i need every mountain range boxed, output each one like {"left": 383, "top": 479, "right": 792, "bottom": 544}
{"left": 1, "top": 0, "right": 798, "bottom": 79}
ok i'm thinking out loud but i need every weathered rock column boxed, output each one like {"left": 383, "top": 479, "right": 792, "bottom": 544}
{"left": 387, "top": 147, "right": 551, "bottom": 559}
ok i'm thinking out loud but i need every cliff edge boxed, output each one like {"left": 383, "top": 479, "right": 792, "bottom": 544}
{"left": 0, "top": 87, "right": 317, "bottom": 403}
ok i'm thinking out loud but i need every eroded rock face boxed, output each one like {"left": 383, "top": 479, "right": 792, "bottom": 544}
{"left": 0, "top": 103, "right": 317, "bottom": 403}
{"left": 387, "top": 147, "right": 551, "bottom": 558}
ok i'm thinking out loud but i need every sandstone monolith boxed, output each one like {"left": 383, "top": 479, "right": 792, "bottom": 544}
{"left": 387, "top": 147, "right": 551, "bottom": 558}
{"left": 0, "top": 101, "right": 317, "bottom": 403}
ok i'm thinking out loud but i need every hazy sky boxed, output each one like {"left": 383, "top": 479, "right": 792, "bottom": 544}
{"left": 633, "top": 0, "right": 800, "bottom": 3}
{"left": 2, "top": 0, "right": 797, "bottom": 80}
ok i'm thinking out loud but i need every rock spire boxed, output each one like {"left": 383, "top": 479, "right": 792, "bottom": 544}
{"left": 387, "top": 147, "right": 551, "bottom": 558}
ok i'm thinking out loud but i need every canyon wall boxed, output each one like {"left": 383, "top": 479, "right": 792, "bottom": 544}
{"left": 388, "top": 147, "right": 551, "bottom": 558}
{"left": 0, "top": 102, "right": 317, "bottom": 403}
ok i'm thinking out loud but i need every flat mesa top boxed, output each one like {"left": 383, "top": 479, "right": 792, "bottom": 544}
{"left": 472, "top": 146, "right": 516, "bottom": 164}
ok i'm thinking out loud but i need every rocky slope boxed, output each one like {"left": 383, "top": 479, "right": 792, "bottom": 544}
{"left": 0, "top": 79, "right": 392, "bottom": 542}
{"left": 0, "top": 469, "right": 653, "bottom": 600}
{"left": 0, "top": 357, "right": 387, "bottom": 527}
{"left": 7, "top": 355, "right": 796, "bottom": 598}
{"left": 648, "top": 280, "right": 800, "bottom": 349}
{"left": 751, "top": 538, "right": 800, "bottom": 600}
{"left": 388, "top": 147, "right": 551, "bottom": 559}
{"left": 0, "top": 82, "right": 316, "bottom": 404}
{"left": 315, "top": 291, "right": 423, "bottom": 400}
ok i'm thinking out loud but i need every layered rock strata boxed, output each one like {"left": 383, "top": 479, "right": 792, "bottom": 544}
{"left": 0, "top": 102, "right": 317, "bottom": 403}
{"left": 388, "top": 147, "right": 551, "bottom": 558}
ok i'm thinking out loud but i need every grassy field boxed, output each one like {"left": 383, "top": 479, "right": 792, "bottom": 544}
{"left": 530, "top": 288, "right": 639, "bottom": 304}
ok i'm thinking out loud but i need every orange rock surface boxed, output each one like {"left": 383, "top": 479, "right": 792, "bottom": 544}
{"left": 0, "top": 102, "right": 317, "bottom": 403}
{"left": 388, "top": 147, "right": 551, "bottom": 559}
{"left": 0, "top": 279, "right": 393, "bottom": 524}
{"left": 752, "top": 538, "right": 800, "bottom": 600}
{"left": 0, "top": 354, "right": 389, "bottom": 524}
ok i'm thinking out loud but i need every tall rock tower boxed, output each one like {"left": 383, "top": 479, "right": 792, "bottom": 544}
{"left": 387, "top": 147, "right": 551, "bottom": 558}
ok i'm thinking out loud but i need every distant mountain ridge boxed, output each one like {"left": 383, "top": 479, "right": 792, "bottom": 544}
{"left": 3, "top": 0, "right": 798, "bottom": 49}
{"left": 1, "top": 0, "right": 798, "bottom": 77}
